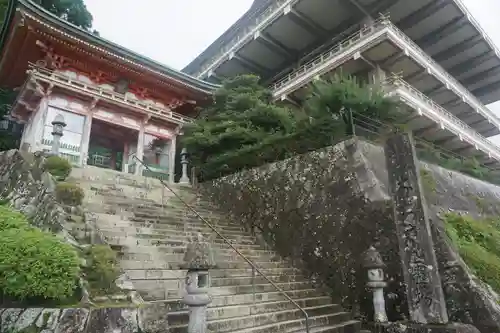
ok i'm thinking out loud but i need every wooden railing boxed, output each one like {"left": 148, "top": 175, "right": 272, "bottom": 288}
{"left": 28, "top": 64, "right": 195, "bottom": 125}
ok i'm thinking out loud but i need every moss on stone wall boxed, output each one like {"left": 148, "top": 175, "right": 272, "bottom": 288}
{"left": 202, "top": 141, "right": 407, "bottom": 321}
{"left": 420, "top": 168, "right": 437, "bottom": 194}
{"left": 444, "top": 213, "right": 500, "bottom": 293}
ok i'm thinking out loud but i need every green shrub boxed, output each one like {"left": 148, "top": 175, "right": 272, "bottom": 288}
{"left": 44, "top": 156, "right": 72, "bottom": 180}
{"left": 444, "top": 213, "right": 500, "bottom": 292}
{"left": 0, "top": 227, "right": 80, "bottom": 300}
{"left": 55, "top": 182, "right": 84, "bottom": 206}
{"left": 84, "top": 245, "right": 120, "bottom": 294}
{"left": 0, "top": 205, "right": 30, "bottom": 231}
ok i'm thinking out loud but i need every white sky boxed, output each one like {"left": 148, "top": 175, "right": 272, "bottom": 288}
{"left": 84, "top": 0, "right": 500, "bottom": 142}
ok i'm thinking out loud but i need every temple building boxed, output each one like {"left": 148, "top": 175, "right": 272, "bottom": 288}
{"left": 185, "top": 0, "right": 500, "bottom": 167}
{"left": 0, "top": 0, "right": 218, "bottom": 182}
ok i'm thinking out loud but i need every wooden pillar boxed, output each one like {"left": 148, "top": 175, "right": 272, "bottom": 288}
{"left": 135, "top": 125, "right": 145, "bottom": 175}
{"left": 81, "top": 98, "right": 98, "bottom": 167}
{"left": 80, "top": 114, "right": 93, "bottom": 167}
{"left": 110, "top": 151, "right": 116, "bottom": 170}
{"left": 168, "top": 135, "right": 177, "bottom": 184}
{"left": 122, "top": 142, "right": 129, "bottom": 173}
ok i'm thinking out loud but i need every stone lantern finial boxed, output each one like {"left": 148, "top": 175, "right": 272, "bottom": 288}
{"left": 363, "top": 246, "right": 388, "bottom": 323}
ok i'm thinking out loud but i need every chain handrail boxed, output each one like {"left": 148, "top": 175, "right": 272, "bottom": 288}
{"left": 27, "top": 63, "right": 195, "bottom": 125}
{"left": 132, "top": 156, "right": 311, "bottom": 333}
{"left": 383, "top": 76, "right": 500, "bottom": 161}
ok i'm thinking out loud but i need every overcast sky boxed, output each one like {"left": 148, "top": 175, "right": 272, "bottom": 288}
{"left": 84, "top": 0, "right": 500, "bottom": 141}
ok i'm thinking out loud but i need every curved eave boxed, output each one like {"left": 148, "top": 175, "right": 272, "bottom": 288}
{"left": 0, "top": 0, "right": 220, "bottom": 94}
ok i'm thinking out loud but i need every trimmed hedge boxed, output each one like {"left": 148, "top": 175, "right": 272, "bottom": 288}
{"left": 84, "top": 245, "right": 120, "bottom": 295}
{"left": 0, "top": 205, "right": 80, "bottom": 301}
{"left": 44, "top": 156, "right": 72, "bottom": 180}
{"left": 55, "top": 182, "right": 85, "bottom": 206}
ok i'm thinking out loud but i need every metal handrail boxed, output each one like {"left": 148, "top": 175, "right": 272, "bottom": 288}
{"left": 269, "top": 16, "right": 500, "bottom": 130}
{"left": 383, "top": 76, "right": 500, "bottom": 162}
{"left": 132, "top": 155, "right": 311, "bottom": 333}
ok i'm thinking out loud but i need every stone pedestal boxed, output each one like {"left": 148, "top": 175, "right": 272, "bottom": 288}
{"left": 384, "top": 132, "right": 448, "bottom": 324}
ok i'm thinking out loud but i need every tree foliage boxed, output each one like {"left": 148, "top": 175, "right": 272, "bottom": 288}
{"left": 305, "top": 74, "right": 400, "bottom": 135}
{"left": 31, "top": 0, "right": 94, "bottom": 30}
{"left": 182, "top": 74, "right": 399, "bottom": 180}
{"left": 182, "top": 75, "right": 297, "bottom": 168}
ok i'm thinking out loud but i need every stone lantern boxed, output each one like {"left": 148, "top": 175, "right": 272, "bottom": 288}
{"left": 182, "top": 233, "right": 216, "bottom": 333}
{"left": 50, "top": 114, "right": 66, "bottom": 156}
{"left": 179, "top": 148, "right": 190, "bottom": 184}
{"left": 363, "top": 246, "right": 388, "bottom": 323}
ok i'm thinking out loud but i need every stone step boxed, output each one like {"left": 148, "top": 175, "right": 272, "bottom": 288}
{"left": 147, "top": 289, "right": 323, "bottom": 308}
{"left": 136, "top": 281, "right": 314, "bottom": 301}
{"left": 84, "top": 202, "right": 228, "bottom": 222}
{"left": 115, "top": 245, "right": 276, "bottom": 258}
{"left": 90, "top": 210, "right": 243, "bottom": 231}
{"left": 125, "top": 267, "right": 300, "bottom": 280}
{"left": 170, "top": 308, "right": 351, "bottom": 333}
{"left": 99, "top": 219, "right": 247, "bottom": 234}
{"left": 166, "top": 296, "right": 334, "bottom": 323}
{"left": 169, "top": 303, "right": 341, "bottom": 328}
{"left": 106, "top": 236, "right": 263, "bottom": 250}
{"left": 84, "top": 192, "right": 198, "bottom": 207}
{"left": 130, "top": 211, "right": 232, "bottom": 224}
{"left": 118, "top": 251, "right": 281, "bottom": 264}
{"left": 100, "top": 228, "right": 257, "bottom": 244}
{"left": 119, "top": 258, "right": 291, "bottom": 271}
{"left": 130, "top": 274, "right": 307, "bottom": 295}
{"left": 71, "top": 167, "right": 172, "bottom": 186}
{"left": 286, "top": 320, "right": 361, "bottom": 333}
{"left": 104, "top": 235, "right": 260, "bottom": 249}
{"left": 228, "top": 317, "right": 359, "bottom": 333}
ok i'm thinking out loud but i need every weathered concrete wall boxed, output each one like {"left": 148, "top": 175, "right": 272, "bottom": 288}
{"left": 201, "top": 138, "right": 500, "bottom": 332}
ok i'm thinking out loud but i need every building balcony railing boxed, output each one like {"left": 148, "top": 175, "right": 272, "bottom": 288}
{"left": 27, "top": 65, "right": 195, "bottom": 125}
{"left": 195, "top": 0, "right": 298, "bottom": 77}
{"left": 270, "top": 17, "right": 500, "bottom": 131}
{"left": 385, "top": 77, "right": 500, "bottom": 162}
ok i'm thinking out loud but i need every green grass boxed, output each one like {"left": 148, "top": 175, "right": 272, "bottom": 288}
{"left": 444, "top": 213, "right": 500, "bottom": 292}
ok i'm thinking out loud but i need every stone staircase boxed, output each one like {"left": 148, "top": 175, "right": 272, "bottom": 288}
{"left": 69, "top": 166, "right": 363, "bottom": 333}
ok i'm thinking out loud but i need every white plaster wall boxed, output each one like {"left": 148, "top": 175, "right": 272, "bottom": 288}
{"left": 21, "top": 98, "right": 48, "bottom": 152}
